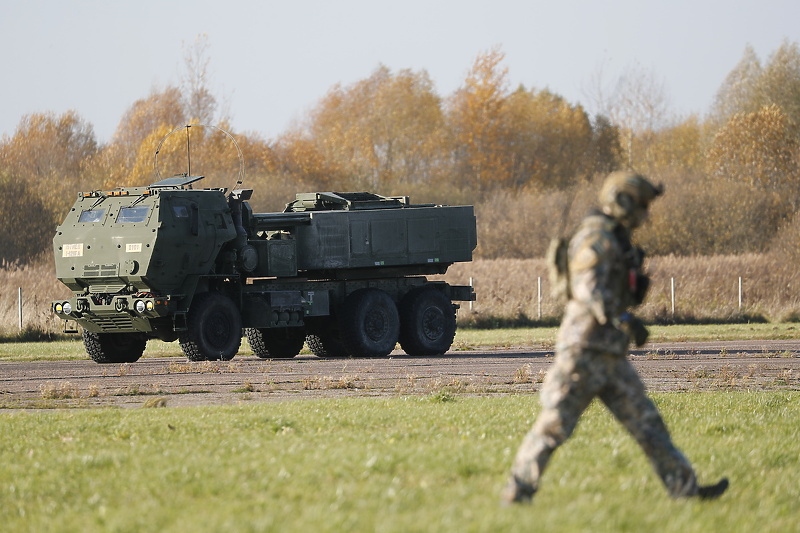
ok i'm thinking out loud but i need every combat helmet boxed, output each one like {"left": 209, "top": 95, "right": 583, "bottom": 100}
{"left": 599, "top": 171, "right": 663, "bottom": 228}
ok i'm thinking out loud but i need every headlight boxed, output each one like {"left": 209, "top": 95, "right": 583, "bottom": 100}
{"left": 54, "top": 302, "right": 63, "bottom": 313}
{"left": 134, "top": 300, "right": 146, "bottom": 313}
{"left": 145, "top": 300, "right": 155, "bottom": 311}
{"left": 62, "top": 302, "right": 72, "bottom": 315}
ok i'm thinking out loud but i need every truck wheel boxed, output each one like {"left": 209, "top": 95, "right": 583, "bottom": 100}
{"left": 179, "top": 292, "right": 242, "bottom": 361}
{"left": 398, "top": 287, "right": 457, "bottom": 356}
{"left": 245, "top": 327, "right": 305, "bottom": 359}
{"left": 305, "top": 321, "right": 349, "bottom": 358}
{"left": 83, "top": 330, "right": 146, "bottom": 364}
{"left": 341, "top": 289, "right": 400, "bottom": 357}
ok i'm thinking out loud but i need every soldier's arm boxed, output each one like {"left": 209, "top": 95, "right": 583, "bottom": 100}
{"left": 569, "top": 238, "right": 617, "bottom": 325}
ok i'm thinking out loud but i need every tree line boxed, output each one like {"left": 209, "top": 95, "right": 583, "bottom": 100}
{"left": 3, "top": 39, "right": 800, "bottom": 266}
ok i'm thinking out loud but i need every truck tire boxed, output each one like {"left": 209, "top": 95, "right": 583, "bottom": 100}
{"left": 179, "top": 292, "right": 242, "bottom": 361}
{"left": 83, "top": 330, "right": 146, "bottom": 364}
{"left": 245, "top": 327, "right": 305, "bottom": 359}
{"left": 305, "top": 320, "right": 349, "bottom": 358}
{"left": 398, "top": 287, "right": 456, "bottom": 356}
{"left": 340, "top": 288, "right": 400, "bottom": 357}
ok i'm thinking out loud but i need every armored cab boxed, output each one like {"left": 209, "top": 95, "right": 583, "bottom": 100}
{"left": 55, "top": 176, "right": 234, "bottom": 294}
{"left": 53, "top": 178, "right": 476, "bottom": 364}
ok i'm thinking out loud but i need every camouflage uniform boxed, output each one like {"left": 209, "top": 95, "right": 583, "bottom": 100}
{"left": 503, "top": 172, "right": 727, "bottom": 503}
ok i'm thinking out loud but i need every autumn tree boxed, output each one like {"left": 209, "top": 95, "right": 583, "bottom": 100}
{"left": 0, "top": 171, "right": 57, "bottom": 265}
{"left": 110, "top": 87, "right": 185, "bottom": 160}
{"left": 756, "top": 39, "right": 800, "bottom": 126}
{"left": 276, "top": 65, "right": 445, "bottom": 191}
{"left": 270, "top": 131, "right": 345, "bottom": 192}
{"left": 708, "top": 45, "right": 763, "bottom": 126}
{"left": 706, "top": 104, "right": 800, "bottom": 194}
{"left": 103, "top": 34, "right": 228, "bottom": 188}
{"left": 608, "top": 63, "right": 671, "bottom": 134}
{"left": 499, "top": 87, "right": 595, "bottom": 188}
{"left": 110, "top": 120, "right": 249, "bottom": 192}
{"left": 710, "top": 40, "right": 800, "bottom": 127}
{"left": 180, "top": 33, "right": 220, "bottom": 125}
{"left": 230, "top": 133, "right": 299, "bottom": 212}
{"left": 587, "top": 62, "right": 671, "bottom": 169}
{"left": 638, "top": 114, "right": 706, "bottom": 174}
{"left": 0, "top": 110, "right": 98, "bottom": 215}
{"left": 641, "top": 169, "right": 786, "bottom": 255}
{"left": 155, "top": 121, "right": 247, "bottom": 189}
{"left": 644, "top": 103, "right": 800, "bottom": 255}
{"left": 101, "top": 88, "right": 186, "bottom": 187}
{"left": 114, "top": 122, "right": 180, "bottom": 188}
{"left": 446, "top": 47, "right": 512, "bottom": 189}
{"left": 587, "top": 114, "right": 623, "bottom": 175}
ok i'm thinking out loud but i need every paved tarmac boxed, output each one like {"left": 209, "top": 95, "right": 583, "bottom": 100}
{"left": 1, "top": 339, "right": 798, "bottom": 408}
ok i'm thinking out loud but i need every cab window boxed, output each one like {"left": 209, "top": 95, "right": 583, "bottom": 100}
{"left": 78, "top": 208, "right": 105, "bottom": 223}
{"left": 117, "top": 206, "right": 149, "bottom": 223}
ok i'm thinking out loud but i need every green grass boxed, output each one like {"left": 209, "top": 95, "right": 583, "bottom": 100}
{"left": 455, "top": 322, "right": 800, "bottom": 348}
{"left": 647, "top": 322, "right": 800, "bottom": 342}
{"left": 0, "top": 392, "right": 797, "bottom": 532}
{"left": 2, "top": 323, "right": 798, "bottom": 362}
{"left": 0, "top": 339, "right": 192, "bottom": 361}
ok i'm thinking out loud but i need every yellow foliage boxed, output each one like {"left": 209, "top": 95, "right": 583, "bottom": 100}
{"left": 637, "top": 115, "right": 707, "bottom": 174}
{"left": 295, "top": 65, "right": 446, "bottom": 190}
{"left": 0, "top": 174, "right": 57, "bottom": 264}
{"left": 706, "top": 104, "right": 800, "bottom": 190}
{"left": 447, "top": 47, "right": 512, "bottom": 188}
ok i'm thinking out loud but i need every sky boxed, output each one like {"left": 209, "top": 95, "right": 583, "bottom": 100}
{"left": 2, "top": 0, "right": 799, "bottom": 144}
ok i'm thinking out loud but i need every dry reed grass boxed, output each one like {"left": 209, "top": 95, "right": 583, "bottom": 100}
{"left": 441, "top": 253, "right": 800, "bottom": 326}
{"left": 4, "top": 253, "right": 800, "bottom": 337}
{"left": 643, "top": 254, "right": 800, "bottom": 323}
{"left": 0, "top": 261, "right": 69, "bottom": 337}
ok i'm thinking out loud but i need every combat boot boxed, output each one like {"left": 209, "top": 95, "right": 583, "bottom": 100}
{"left": 501, "top": 475, "right": 537, "bottom": 505}
{"left": 697, "top": 478, "right": 729, "bottom": 500}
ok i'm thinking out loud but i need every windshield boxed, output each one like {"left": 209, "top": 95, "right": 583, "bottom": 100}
{"left": 116, "top": 206, "right": 149, "bottom": 223}
{"left": 78, "top": 208, "right": 105, "bottom": 223}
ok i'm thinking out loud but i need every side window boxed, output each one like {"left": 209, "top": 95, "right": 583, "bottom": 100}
{"left": 168, "top": 199, "right": 199, "bottom": 235}
{"left": 214, "top": 213, "right": 227, "bottom": 229}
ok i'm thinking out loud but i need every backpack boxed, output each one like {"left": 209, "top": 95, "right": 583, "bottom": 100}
{"left": 546, "top": 236, "right": 571, "bottom": 305}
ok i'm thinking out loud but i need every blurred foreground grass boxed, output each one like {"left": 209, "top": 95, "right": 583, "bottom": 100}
{"left": 0, "top": 392, "right": 797, "bottom": 532}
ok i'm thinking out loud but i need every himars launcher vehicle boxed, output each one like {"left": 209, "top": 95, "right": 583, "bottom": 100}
{"left": 51, "top": 128, "right": 476, "bottom": 363}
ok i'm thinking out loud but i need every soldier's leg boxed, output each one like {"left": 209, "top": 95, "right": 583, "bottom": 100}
{"left": 503, "top": 346, "right": 596, "bottom": 503}
{"left": 598, "top": 357, "right": 698, "bottom": 498}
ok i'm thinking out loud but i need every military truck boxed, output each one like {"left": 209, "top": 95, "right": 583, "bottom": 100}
{"left": 52, "top": 175, "right": 476, "bottom": 363}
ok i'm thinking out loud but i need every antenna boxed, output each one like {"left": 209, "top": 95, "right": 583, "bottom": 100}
{"left": 185, "top": 124, "right": 191, "bottom": 177}
{"left": 153, "top": 123, "right": 245, "bottom": 191}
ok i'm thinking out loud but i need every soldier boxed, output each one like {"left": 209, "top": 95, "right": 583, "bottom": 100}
{"left": 502, "top": 171, "right": 728, "bottom": 504}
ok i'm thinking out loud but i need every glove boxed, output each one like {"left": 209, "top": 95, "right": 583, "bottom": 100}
{"left": 634, "top": 272, "right": 650, "bottom": 305}
{"left": 618, "top": 312, "right": 649, "bottom": 347}
{"left": 629, "top": 270, "right": 650, "bottom": 305}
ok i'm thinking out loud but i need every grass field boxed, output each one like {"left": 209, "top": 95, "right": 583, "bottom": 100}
{"left": 1, "top": 392, "right": 797, "bottom": 532}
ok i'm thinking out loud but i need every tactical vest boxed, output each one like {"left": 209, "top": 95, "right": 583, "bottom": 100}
{"left": 547, "top": 212, "right": 648, "bottom": 308}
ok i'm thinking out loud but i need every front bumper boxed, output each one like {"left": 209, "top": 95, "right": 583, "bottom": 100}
{"left": 52, "top": 294, "right": 174, "bottom": 333}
